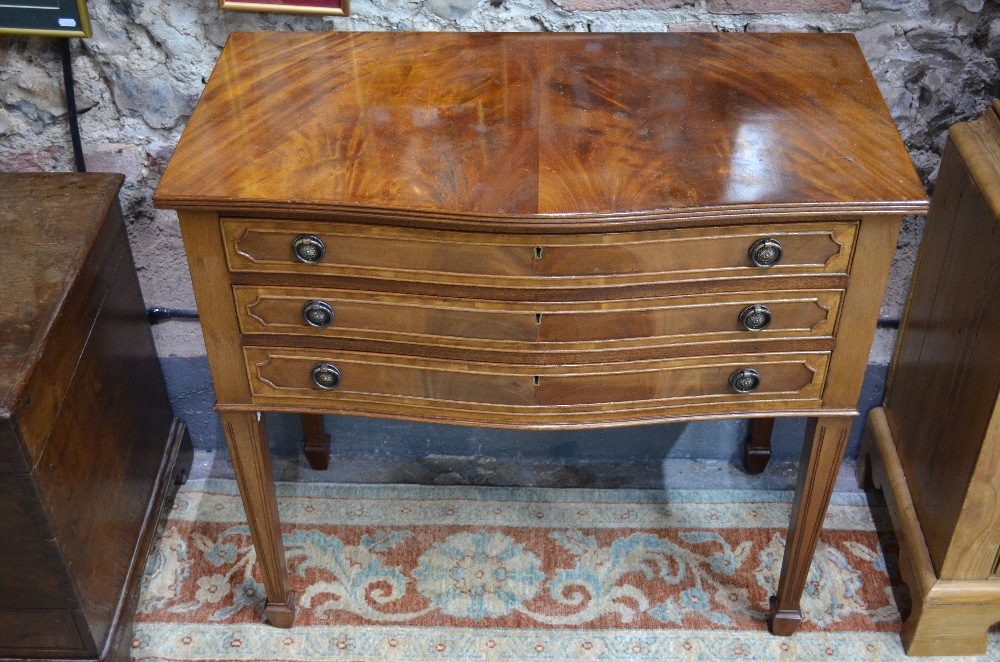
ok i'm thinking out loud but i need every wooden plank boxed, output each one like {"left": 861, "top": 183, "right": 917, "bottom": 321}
{"left": 13, "top": 200, "right": 128, "bottom": 464}
{"left": 33, "top": 248, "right": 177, "bottom": 649}
{"left": 0, "top": 173, "right": 122, "bottom": 417}
{"left": 885, "top": 139, "right": 1000, "bottom": 578}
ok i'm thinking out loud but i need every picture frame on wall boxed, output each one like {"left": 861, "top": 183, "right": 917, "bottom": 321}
{"left": 0, "top": 0, "right": 91, "bottom": 37}
{"left": 218, "top": 0, "right": 348, "bottom": 16}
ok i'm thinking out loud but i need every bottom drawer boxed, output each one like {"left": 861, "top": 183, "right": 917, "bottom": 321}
{"left": 245, "top": 348, "right": 829, "bottom": 425}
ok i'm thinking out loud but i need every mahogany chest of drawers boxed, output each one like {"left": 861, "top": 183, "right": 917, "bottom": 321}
{"left": 1, "top": 174, "right": 191, "bottom": 660}
{"left": 154, "top": 31, "right": 928, "bottom": 634}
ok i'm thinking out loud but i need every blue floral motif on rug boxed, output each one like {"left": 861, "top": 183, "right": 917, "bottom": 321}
{"left": 131, "top": 480, "right": 999, "bottom": 661}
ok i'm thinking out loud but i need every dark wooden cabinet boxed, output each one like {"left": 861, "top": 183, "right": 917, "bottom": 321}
{"left": 0, "top": 173, "right": 191, "bottom": 661}
{"left": 859, "top": 101, "right": 1000, "bottom": 656}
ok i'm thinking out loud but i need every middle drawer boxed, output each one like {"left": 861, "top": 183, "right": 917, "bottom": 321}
{"left": 234, "top": 286, "right": 842, "bottom": 351}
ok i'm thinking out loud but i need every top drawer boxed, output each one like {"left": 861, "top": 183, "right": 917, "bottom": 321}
{"left": 222, "top": 219, "right": 858, "bottom": 288}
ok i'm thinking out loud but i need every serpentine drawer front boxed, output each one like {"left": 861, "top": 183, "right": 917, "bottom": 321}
{"left": 154, "top": 32, "right": 928, "bottom": 635}
{"left": 244, "top": 349, "right": 830, "bottom": 423}
{"left": 233, "top": 287, "right": 843, "bottom": 351}
{"left": 223, "top": 219, "right": 858, "bottom": 287}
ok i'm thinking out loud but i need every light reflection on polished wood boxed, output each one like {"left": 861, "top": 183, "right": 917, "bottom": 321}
{"left": 154, "top": 32, "right": 928, "bottom": 633}
{"left": 157, "top": 33, "right": 926, "bottom": 222}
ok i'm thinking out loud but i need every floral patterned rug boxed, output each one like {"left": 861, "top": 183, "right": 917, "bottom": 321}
{"left": 131, "top": 479, "right": 999, "bottom": 661}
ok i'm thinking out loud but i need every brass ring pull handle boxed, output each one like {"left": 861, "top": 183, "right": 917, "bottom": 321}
{"left": 748, "top": 237, "right": 783, "bottom": 267}
{"left": 738, "top": 304, "right": 772, "bottom": 332}
{"left": 311, "top": 363, "right": 341, "bottom": 390}
{"left": 292, "top": 234, "right": 326, "bottom": 263}
{"left": 729, "top": 368, "right": 761, "bottom": 394}
{"left": 302, "top": 300, "right": 334, "bottom": 328}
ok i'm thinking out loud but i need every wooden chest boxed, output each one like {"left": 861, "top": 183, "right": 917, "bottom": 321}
{"left": 154, "top": 32, "right": 927, "bottom": 634}
{"left": 859, "top": 101, "right": 1000, "bottom": 656}
{"left": 0, "top": 173, "right": 191, "bottom": 661}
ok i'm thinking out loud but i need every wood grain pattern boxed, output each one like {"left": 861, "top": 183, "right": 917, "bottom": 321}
{"left": 858, "top": 103, "right": 1000, "bottom": 655}
{"left": 234, "top": 286, "right": 841, "bottom": 351}
{"left": 1, "top": 174, "right": 125, "bottom": 464}
{"left": 0, "top": 535, "right": 79, "bottom": 611}
{"left": 0, "top": 174, "right": 121, "bottom": 413}
{"left": 154, "top": 33, "right": 926, "bottom": 223}
{"left": 860, "top": 408, "right": 1000, "bottom": 656}
{"left": 819, "top": 215, "right": 901, "bottom": 410}
{"left": 770, "top": 416, "right": 851, "bottom": 635}
{"left": 223, "top": 219, "right": 857, "bottom": 286}
{"left": 219, "top": 411, "right": 295, "bottom": 627}
{"left": 244, "top": 348, "right": 829, "bottom": 425}
{"left": 744, "top": 416, "right": 775, "bottom": 475}
{"left": 179, "top": 211, "right": 252, "bottom": 405}
{"left": 299, "top": 413, "right": 330, "bottom": 470}
{"left": 0, "top": 174, "right": 190, "bottom": 660}
{"left": 950, "top": 98, "right": 1000, "bottom": 222}
{"left": 0, "top": 474, "right": 52, "bottom": 538}
{"left": 155, "top": 32, "right": 927, "bottom": 634}
{"left": 32, "top": 245, "right": 176, "bottom": 647}
{"left": 884, "top": 136, "right": 1000, "bottom": 578}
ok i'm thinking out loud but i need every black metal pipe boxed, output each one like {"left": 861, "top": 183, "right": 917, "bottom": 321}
{"left": 147, "top": 307, "right": 200, "bottom": 324}
{"left": 59, "top": 38, "right": 86, "bottom": 173}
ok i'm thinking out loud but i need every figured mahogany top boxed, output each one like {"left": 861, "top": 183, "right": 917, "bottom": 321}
{"left": 154, "top": 32, "right": 927, "bottom": 226}
{"left": 0, "top": 173, "right": 123, "bottom": 415}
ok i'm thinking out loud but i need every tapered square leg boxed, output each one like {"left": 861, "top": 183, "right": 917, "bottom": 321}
{"left": 768, "top": 416, "right": 851, "bottom": 636}
{"left": 219, "top": 411, "right": 296, "bottom": 628}
{"left": 768, "top": 595, "right": 803, "bottom": 636}
{"left": 300, "top": 413, "right": 331, "bottom": 470}
{"left": 744, "top": 417, "right": 775, "bottom": 474}
{"left": 264, "top": 590, "right": 297, "bottom": 628}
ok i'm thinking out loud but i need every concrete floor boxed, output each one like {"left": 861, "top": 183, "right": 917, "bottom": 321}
{"left": 190, "top": 447, "right": 866, "bottom": 493}
{"left": 160, "top": 358, "right": 889, "bottom": 484}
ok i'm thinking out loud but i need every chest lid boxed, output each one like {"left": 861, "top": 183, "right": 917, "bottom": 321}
{"left": 0, "top": 173, "right": 124, "bottom": 418}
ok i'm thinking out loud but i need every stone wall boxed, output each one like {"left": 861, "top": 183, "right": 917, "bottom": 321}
{"left": 2, "top": 0, "right": 997, "bottom": 358}
{"left": 1, "top": 1, "right": 998, "bottom": 469}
